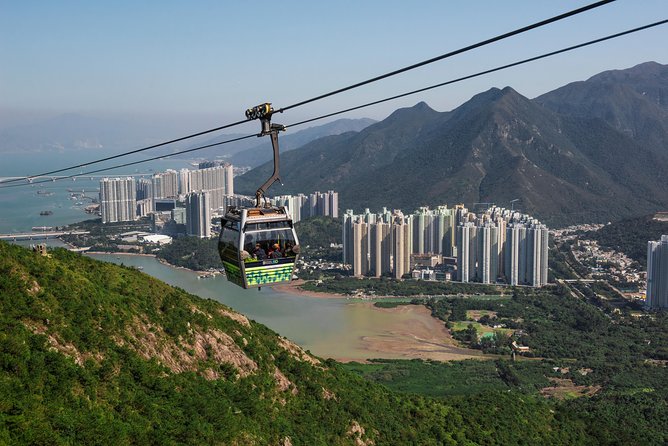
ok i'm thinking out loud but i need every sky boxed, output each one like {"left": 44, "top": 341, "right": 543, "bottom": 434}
{"left": 1, "top": 0, "right": 667, "bottom": 134}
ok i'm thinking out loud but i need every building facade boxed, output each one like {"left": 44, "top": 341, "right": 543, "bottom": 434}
{"left": 186, "top": 191, "right": 212, "bottom": 238}
{"left": 100, "top": 177, "right": 137, "bottom": 224}
{"left": 646, "top": 235, "right": 668, "bottom": 309}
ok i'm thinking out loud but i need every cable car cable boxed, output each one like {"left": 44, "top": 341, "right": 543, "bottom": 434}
{"left": 1, "top": 18, "right": 664, "bottom": 190}
{"left": 0, "top": 134, "right": 257, "bottom": 189}
{"left": 275, "top": 0, "right": 617, "bottom": 114}
{"left": 284, "top": 19, "right": 668, "bottom": 130}
{"left": 0, "top": 118, "right": 253, "bottom": 186}
{"left": 0, "top": 0, "right": 615, "bottom": 186}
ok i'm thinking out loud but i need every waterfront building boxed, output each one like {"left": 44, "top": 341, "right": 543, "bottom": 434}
{"left": 343, "top": 204, "right": 548, "bottom": 287}
{"left": 646, "top": 235, "right": 668, "bottom": 309}
{"left": 186, "top": 191, "right": 211, "bottom": 238}
{"left": 100, "top": 177, "right": 137, "bottom": 224}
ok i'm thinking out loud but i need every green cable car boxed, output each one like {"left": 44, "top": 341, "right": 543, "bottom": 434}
{"left": 218, "top": 103, "right": 300, "bottom": 289}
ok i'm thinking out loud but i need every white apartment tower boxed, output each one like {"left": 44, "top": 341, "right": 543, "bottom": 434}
{"left": 370, "top": 222, "right": 391, "bottom": 277}
{"left": 186, "top": 191, "right": 212, "bottom": 238}
{"left": 646, "top": 235, "right": 668, "bottom": 309}
{"left": 352, "top": 221, "right": 369, "bottom": 277}
{"left": 152, "top": 170, "right": 179, "bottom": 199}
{"left": 100, "top": 177, "right": 137, "bottom": 224}
{"left": 391, "top": 213, "right": 411, "bottom": 279}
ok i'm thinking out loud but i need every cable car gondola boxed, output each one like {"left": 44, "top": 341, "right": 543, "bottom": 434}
{"left": 218, "top": 103, "right": 300, "bottom": 289}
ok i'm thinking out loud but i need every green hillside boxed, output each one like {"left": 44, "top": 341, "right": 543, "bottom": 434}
{"left": 1, "top": 241, "right": 667, "bottom": 445}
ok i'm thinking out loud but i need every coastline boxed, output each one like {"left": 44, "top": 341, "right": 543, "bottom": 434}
{"left": 84, "top": 251, "right": 488, "bottom": 363}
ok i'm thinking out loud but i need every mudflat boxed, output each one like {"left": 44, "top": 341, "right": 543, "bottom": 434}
{"left": 346, "top": 303, "right": 484, "bottom": 363}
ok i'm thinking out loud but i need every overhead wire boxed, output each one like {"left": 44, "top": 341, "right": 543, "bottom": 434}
{"left": 0, "top": 118, "right": 252, "bottom": 185}
{"left": 3, "top": 17, "right": 665, "bottom": 190}
{"left": 0, "top": 0, "right": 616, "bottom": 185}
{"left": 285, "top": 19, "right": 668, "bottom": 129}
{"left": 275, "top": 0, "right": 616, "bottom": 113}
{"left": 0, "top": 135, "right": 257, "bottom": 189}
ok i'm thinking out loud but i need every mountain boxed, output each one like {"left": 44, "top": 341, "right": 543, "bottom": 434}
{"left": 535, "top": 61, "right": 668, "bottom": 156}
{"left": 237, "top": 63, "right": 668, "bottom": 227}
{"left": 1, "top": 241, "right": 595, "bottom": 444}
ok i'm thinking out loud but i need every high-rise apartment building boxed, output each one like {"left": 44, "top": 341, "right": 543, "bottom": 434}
{"left": 646, "top": 235, "right": 668, "bottom": 309}
{"left": 187, "top": 164, "right": 234, "bottom": 210}
{"left": 100, "top": 177, "right": 137, "bottom": 224}
{"left": 391, "top": 211, "right": 411, "bottom": 279}
{"left": 186, "top": 191, "right": 211, "bottom": 238}
{"left": 352, "top": 221, "right": 369, "bottom": 277}
{"left": 342, "top": 209, "right": 356, "bottom": 265}
{"left": 370, "top": 222, "right": 391, "bottom": 277}
{"left": 152, "top": 169, "right": 179, "bottom": 199}
{"left": 343, "top": 205, "right": 548, "bottom": 287}
{"left": 271, "top": 190, "right": 338, "bottom": 223}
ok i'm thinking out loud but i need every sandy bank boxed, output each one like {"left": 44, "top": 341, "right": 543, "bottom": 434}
{"left": 341, "top": 303, "right": 484, "bottom": 363}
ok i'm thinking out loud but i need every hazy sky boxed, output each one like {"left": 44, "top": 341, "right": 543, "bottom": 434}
{"left": 1, "top": 0, "right": 667, "bottom": 130}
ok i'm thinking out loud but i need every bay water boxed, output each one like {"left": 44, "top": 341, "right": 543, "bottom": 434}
{"left": 2, "top": 152, "right": 452, "bottom": 361}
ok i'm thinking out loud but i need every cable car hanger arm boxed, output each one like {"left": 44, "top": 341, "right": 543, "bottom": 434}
{"left": 245, "top": 103, "right": 286, "bottom": 207}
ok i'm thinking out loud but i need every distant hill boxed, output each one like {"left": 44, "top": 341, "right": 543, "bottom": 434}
{"left": 237, "top": 62, "right": 668, "bottom": 227}
{"left": 535, "top": 61, "right": 668, "bottom": 157}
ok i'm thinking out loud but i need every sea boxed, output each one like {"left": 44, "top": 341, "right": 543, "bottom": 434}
{"left": 1, "top": 151, "right": 439, "bottom": 361}
{"left": 0, "top": 152, "right": 194, "bottom": 233}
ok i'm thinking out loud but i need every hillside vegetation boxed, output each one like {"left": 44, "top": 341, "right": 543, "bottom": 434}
{"left": 592, "top": 214, "right": 668, "bottom": 266}
{"left": 2, "top": 241, "right": 667, "bottom": 444}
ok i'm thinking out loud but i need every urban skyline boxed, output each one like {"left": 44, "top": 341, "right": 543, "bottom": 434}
{"left": 343, "top": 205, "right": 550, "bottom": 287}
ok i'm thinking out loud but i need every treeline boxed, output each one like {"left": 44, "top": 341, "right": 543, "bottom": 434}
{"left": 302, "top": 276, "right": 503, "bottom": 296}
{"left": 2, "top": 242, "right": 667, "bottom": 444}
{"left": 154, "top": 236, "right": 220, "bottom": 271}
{"left": 294, "top": 216, "right": 342, "bottom": 247}
{"left": 0, "top": 241, "right": 599, "bottom": 445}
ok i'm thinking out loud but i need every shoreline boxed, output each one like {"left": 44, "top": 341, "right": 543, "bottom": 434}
{"left": 84, "top": 251, "right": 490, "bottom": 363}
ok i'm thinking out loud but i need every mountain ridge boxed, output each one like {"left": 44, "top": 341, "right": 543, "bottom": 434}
{"left": 237, "top": 62, "right": 668, "bottom": 226}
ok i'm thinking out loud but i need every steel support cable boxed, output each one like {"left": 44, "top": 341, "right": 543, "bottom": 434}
{"left": 275, "top": 0, "right": 616, "bottom": 114}
{"left": 0, "top": 134, "right": 257, "bottom": 189}
{"left": 3, "top": 19, "right": 664, "bottom": 190}
{"left": 0, "top": 118, "right": 252, "bottom": 185}
{"left": 1, "top": 0, "right": 614, "bottom": 185}
{"left": 285, "top": 19, "right": 668, "bottom": 130}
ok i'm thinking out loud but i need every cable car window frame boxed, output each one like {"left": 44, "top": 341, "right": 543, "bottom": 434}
{"left": 243, "top": 220, "right": 293, "bottom": 233}
{"left": 219, "top": 223, "right": 241, "bottom": 264}
{"left": 241, "top": 228, "right": 297, "bottom": 260}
